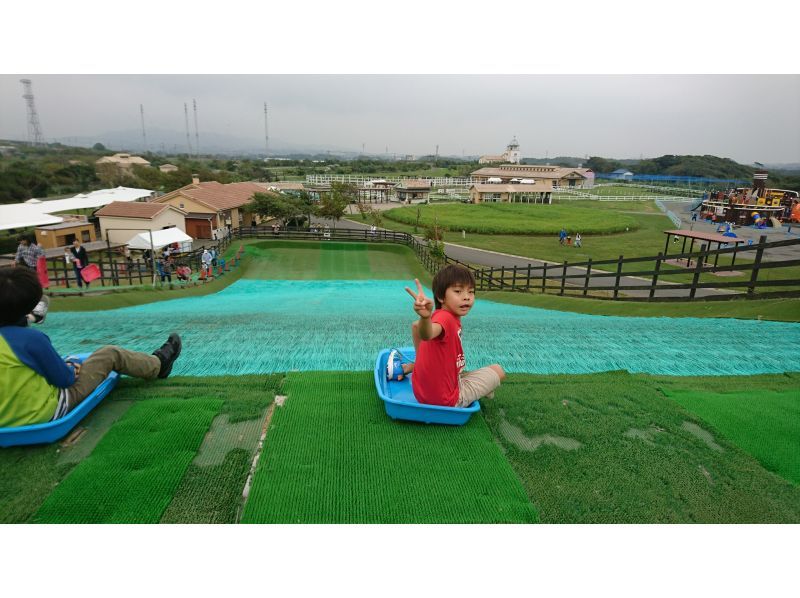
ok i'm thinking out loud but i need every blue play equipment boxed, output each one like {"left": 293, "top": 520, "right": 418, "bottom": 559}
{"left": 374, "top": 347, "right": 480, "bottom": 426}
{"left": 0, "top": 353, "right": 120, "bottom": 447}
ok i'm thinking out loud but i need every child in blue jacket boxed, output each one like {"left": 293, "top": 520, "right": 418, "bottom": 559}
{"left": 0, "top": 267, "right": 182, "bottom": 428}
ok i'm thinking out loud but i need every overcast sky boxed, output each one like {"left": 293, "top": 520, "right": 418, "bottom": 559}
{"left": 1, "top": 74, "right": 798, "bottom": 163}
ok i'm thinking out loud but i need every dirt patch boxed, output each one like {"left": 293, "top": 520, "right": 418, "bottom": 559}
{"left": 499, "top": 419, "right": 582, "bottom": 452}
{"left": 682, "top": 421, "right": 723, "bottom": 452}
{"left": 623, "top": 426, "right": 666, "bottom": 445}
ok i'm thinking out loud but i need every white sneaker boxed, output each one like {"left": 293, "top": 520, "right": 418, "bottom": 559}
{"left": 31, "top": 295, "right": 50, "bottom": 324}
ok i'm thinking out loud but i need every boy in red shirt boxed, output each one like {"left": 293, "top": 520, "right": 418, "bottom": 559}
{"left": 401, "top": 264, "right": 505, "bottom": 408}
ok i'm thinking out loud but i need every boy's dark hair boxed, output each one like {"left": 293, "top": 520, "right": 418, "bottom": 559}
{"left": 432, "top": 264, "right": 475, "bottom": 309}
{"left": 0, "top": 267, "right": 43, "bottom": 326}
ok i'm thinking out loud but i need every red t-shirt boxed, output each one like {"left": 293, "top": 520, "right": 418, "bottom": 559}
{"left": 412, "top": 309, "right": 465, "bottom": 407}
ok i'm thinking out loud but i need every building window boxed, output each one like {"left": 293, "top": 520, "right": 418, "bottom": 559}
{"left": 179, "top": 203, "right": 184, "bottom": 209}
{"left": 81, "top": 230, "right": 91, "bottom": 242}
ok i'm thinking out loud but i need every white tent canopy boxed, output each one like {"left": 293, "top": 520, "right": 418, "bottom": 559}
{"left": 0, "top": 204, "right": 64, "bottom": 231}
{"left": 125, "top": 227, "right": 193, "bottom": 251}
{"left": 0, "top": 186, "right": 153, "bottom": 231}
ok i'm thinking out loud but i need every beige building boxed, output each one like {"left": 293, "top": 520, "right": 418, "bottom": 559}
{"left": 395, "top": 179, "right": 431, "bottom": 203}
{"left": 471, "top": 164, "right": 594, "bottom": 188}
{"left": 35, "top": 218, "right": 97, "bottom": 249}
{"left": 479, "top": 137, "right": 522, "bottom": 164}
{"left": 159, "top": 163, "right": 179, "bottom": 173}
{"left": 154, "top": 179, "right": 266, "bottom": 239}
{"left": 95, "top": 153, "right": 151, "bottom": 173}
{"left": 96, "top": 201, "right": 187, "bottom": 244}
{"left": 469, "top": 183, "right": 554, "bottom": 204}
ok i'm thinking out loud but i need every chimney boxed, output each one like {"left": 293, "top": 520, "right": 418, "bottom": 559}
{"left": 192, "top": 174, "right": 200, "bottom": 185}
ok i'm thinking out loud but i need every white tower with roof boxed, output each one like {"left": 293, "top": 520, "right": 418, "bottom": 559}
{"left": 503, "top": 136, "right": 521, "bottom": 164}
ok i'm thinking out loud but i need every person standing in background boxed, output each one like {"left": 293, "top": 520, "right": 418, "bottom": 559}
{"left": 70, "top": 239, "right": 90, "bottom": 288}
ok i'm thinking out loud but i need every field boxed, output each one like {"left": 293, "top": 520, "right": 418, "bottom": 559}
{"left": 374, "top": 199, "right": 800, "bottom": 290}
{"left": 384, "top": 202, "right": 638, "bottom": 235}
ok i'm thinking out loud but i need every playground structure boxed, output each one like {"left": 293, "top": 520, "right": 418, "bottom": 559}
{"left": 697, "top": 169, "right": 799, "bottom": 227}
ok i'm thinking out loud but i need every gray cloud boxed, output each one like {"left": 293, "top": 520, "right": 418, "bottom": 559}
{"left": 1, "top": 74, "right": 798, "bottom": 163}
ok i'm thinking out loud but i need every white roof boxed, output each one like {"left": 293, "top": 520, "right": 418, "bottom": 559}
{"left": 38, "top": 187, "right": 154, "bottom": 214}
{"left": 125, "top": 227, "right": 193, "bottom": 250}
{"left": 0, "top": 186, "right": 153, "bottom": 231}
{"left": 0, "top": 204, "right": 64, "bottom": 230}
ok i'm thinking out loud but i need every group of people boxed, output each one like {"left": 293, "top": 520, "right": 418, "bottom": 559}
{"left": 16, "top": 235, "right": 92, "bottom": 289}
{"left": 558, "top": 228, "right": 582, "bottom": 248}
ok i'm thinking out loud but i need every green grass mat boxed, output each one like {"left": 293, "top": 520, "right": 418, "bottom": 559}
{"left": 661, "top": 387, "right": 800, "bottom": 486}
{"left": 481, "top": 371, "right": 800, "bottom": 523}
{"left": 33, "top": 398, "right": 222, "bottom": 523}
{"left": 243, "top": 241, "right": 427, "bottom": 280}
{"left": 241, "top": 372, "right": 538, "bottom": 523}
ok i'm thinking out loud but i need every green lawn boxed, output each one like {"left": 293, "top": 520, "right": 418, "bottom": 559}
{"left": 384, "top": 202, "right": 638, "bottom": 235}
{"left": 374, "top": 199, "right": 800, "bottom": 292}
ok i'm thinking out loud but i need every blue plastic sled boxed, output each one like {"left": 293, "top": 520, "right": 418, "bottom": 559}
{"left": 0, "top": 353, "right": 120, "bottom": 448}
{"left": 374, "top": 347, "right": 480, "bottom": 426}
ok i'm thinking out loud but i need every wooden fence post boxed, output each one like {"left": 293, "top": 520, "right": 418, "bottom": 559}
{"left": 512, "top": 265, "right": 518, "bottom": 291}
{"left": 541, "top": 263, "right": 547, "bottom": 294}
{"left": 560, "top": 261, "right": 568, "bottom": 295}
{"left": 613, "top": 255, "right": 623, "bottom": 299}
{"left": 500, "top": 266, "right": 506, "bottom": 290}
{"left": 689, "top": 244, "right": 707, "bottom": 299}
{"left": 526, "top": 264, "right": 532, "bottom": 292}
{"left": 583, "top": 258, "right": 592, "bottom": 297}
{"left": 98, "top": 253, "right": 105, "bottom": 286}
{"left": 747, "top": 235, "right": 768, "bottom": 296}
{"left": 649, "top": 253, "right": 662, "bottom": 299}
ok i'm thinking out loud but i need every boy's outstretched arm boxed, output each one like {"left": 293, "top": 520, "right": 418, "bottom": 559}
{"left": 404, "top": 279, "right": 442, "bottom": 341}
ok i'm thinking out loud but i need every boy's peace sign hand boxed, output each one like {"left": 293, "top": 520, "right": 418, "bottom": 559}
{"left": 405, "top": 278, "right": 434, "bottom": 319}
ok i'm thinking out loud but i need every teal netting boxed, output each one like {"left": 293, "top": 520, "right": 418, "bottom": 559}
{"left": 42, "top": 280, "right": 800, "bottom": 376}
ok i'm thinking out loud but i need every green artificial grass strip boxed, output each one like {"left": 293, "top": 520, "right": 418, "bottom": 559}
{"left": 56, "top": 400, "right": 133, "bottom": 466}
{"left": 481, "top": 372, "right": 800, "bottom": 523}
{"left": 160, "top": 448, "right": 252, "bottom": 524}
{"left": 242, "top": 240, "right": 427, "bottom": 281}
{"left": 241, "top": 372, "right": 538, "bottom": 523}
{"left": 661, "top": 388, "right": 800, "bottom": 485}
{"left": 33, "top": 398, "right": 222, "bottom": 524}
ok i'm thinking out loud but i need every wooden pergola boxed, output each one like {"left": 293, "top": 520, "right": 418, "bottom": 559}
{"left": 663, "top": 229, "right": 747, "bottom": 268}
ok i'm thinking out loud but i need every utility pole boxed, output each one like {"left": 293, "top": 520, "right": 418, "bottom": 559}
{"left": 20, "top": 79, "right": 44, "bottom": 146}
{"left": 193, "top": 99, "right": 200, "bottom": 157}
{"left": 184, "top": 103, "right": 193, "bottom": 155}
{"left": 140, "top": 104, "right": 148, "bottom": 152}
{"left": 264, "top": 102, "right": 269, "bottom": 158}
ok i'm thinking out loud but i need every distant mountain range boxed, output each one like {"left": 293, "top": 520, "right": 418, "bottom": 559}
{"left": 53, "top": 128, "right": 360, "bottom": 157}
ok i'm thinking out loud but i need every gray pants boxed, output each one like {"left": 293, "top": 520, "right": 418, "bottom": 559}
{"left": 60, "top": 345, "right": 160, "bottom": 413}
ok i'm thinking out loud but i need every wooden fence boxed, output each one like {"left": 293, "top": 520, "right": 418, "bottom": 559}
{"left": 40, "top": 225, "right": 800, "bottom": 301}
{"left": 236, "top": 227, "right": 800, "bottom": 301}
{"left": 43, "top": 233, "right": 234, "bottom": 292}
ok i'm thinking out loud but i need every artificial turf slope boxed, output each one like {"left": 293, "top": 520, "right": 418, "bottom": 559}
{"left": 662, "top": 387, "right": 800, "bottom": 486}
{"left": 33, "top": 398, "right": 222, "bottom": 523}
{"left": 241, "top": 372, "right": 538, "bottom": 523}
{"left": 480, "top": 372, "right": 800, "bottom": 523}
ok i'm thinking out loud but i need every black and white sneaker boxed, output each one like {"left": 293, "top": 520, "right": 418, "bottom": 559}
{"left": 30, "top": 295, "right": 50, "bottom": 325}
{"left": 153, "top": 333, "right": 182, "bottom": 378}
